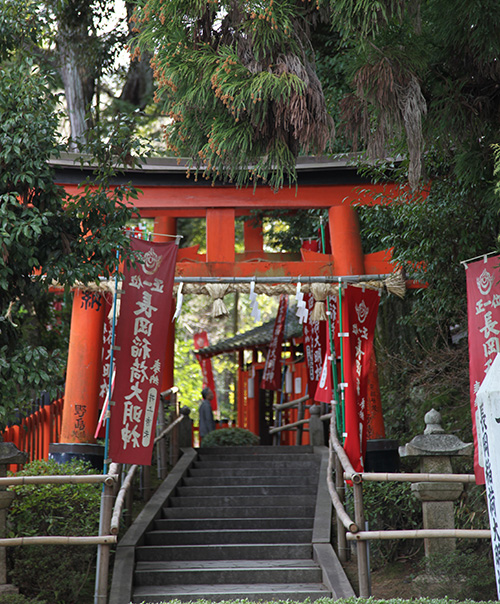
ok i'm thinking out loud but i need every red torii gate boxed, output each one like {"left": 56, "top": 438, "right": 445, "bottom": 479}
{"left": 52, "top": 154, "right": 401, "bottom": 451}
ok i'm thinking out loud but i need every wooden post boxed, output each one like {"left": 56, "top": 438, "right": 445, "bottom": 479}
{"left": 156, "top": 397, "right": 168, "bottom": 480}
{"left": 94, "top": 479, "right": 115, "bottom": 604}
{"left": 170, "top": 390, "right": 180, "bottom": 466}
{"left": 296, "top": 400, "right": 304, "bottom": 446}
{"left": 328, "top": 204, "right": 365, "bottom": 276}
{"left": 206, "top": 209, "right": 235, "bottom": 263}
{"left": 237, "top": 350, "right": 245, "bottom": 428}
{"left": 353, "top": 481, "right": 370, "bottom": 597}
{"left": 243, "top": 219, "right": 264, "bottom": 253}
{"left": 335, "top": 454, "right": 348, "bottom": 563}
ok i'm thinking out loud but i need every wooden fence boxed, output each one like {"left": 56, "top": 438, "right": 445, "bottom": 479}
{"left": 2, "top": 392, "right": 64, "bottom": 470}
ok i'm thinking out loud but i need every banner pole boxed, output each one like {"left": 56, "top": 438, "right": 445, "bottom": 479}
{"left": 338, "top": 278, "right": 346, "bottom": 440}
{"left": 319, "top": 218, "right": 342, "bottom": 437}
{"left": 103, "top": 248, "right": 121, "bottom": 475}
{"left": 274, "top": 295, "right": 289, "bottom": 446}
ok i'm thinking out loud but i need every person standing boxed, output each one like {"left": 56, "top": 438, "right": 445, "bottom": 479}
{"left": 199, "top": 387, "right": 216, "bottom": 440}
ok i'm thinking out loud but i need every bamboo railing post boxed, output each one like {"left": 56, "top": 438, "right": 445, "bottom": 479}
{"left": 296, "top": 400, "right": 304, "bottom": 445}
{"left": 95, "top": 474, "right": 116, "bottom": 604}
{"left": 335, "top": 454, "right": 348, "bottom": 563}
{"left": 157, "top": 396, "right": 168, "bottom": 480}
{"left": 170, "top": 390, "right": 180, "bottom": 466}
{"left": 142, "top": 465, "right": 151, "bottom": 502}
{"left": 353, "top": 480, "right": 370, "bottom": 597}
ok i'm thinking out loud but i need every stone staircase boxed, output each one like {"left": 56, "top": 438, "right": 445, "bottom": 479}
{"left": 110, "top": 446, "right": 354, "bottom": 604}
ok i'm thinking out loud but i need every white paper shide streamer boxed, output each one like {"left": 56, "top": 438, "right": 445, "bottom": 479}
{"left": 173, "top": 282, "right": 184, "bottom": 321}
{"left": 249, "top": 279, "right": 261, "bottom": 322}
{"left": 295, "top": 281, "right": 308, "bottom": 324}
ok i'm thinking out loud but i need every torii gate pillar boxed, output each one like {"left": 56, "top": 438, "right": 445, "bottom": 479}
{"left": 329, "top": 204, "right": 365, "bottom": 275}
{"left": 329, "top": 204, "right": 386, "bottom": 441}
{"left": 60, "top": 290, "right": 106, "bottom": 444}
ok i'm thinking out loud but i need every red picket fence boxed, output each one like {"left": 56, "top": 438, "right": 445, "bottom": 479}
{"left": 2, "top": 392, "right": 64, "bottom": 471}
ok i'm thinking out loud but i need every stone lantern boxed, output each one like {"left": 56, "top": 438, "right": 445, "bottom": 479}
{"left": 399, "top": 408, "right": 473, "bottom": 557}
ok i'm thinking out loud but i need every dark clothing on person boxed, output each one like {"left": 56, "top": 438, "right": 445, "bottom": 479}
{"left": 199, "top": 398, "right": 216, "bottom": 437}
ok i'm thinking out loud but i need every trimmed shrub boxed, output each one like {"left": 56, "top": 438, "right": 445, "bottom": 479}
{"left": 0, "top": 595, "right": 47, "bottom": 604}
{"left": 7, "top": 459, "right": 101, "bottom": 604}
{"left": 347, "top": 480, "right": 422, "bottom": 566}
{"left": 200, "top": 427, "right": 260, "bottom": 447}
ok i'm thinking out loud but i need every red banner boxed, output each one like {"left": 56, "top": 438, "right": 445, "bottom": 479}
{"left": 465, "top": 254, "right": 500, "bottom": 484}
{"left": 304, "top": 294, "right": 327, "bottom": 398}
{"left": 306, "top": 295, "right": 340, "bottom": 403}
{"left": 194, "top": 331, "right": 218, "bottom": 412}
{"left": 108, "top": 238, "right": 178, "bottom": 465}
{"left": 314, "top": 329, "right": 334, "bottom": 404}
{"left": 261, "top": 295, "right": 288, "bottom": 390}
{"left": 342, "top": 286, "right": 380, "bottom": 472}
{"left": 96, "top": 294, "right": 114, "bottom": 439}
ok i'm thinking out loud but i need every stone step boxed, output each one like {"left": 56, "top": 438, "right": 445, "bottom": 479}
{"left": 182, "top": 474, "right": 318, "bottom": 486}
{"left": 153, "top": 517, "right": 314, "bottom": 531}
{"left": 197, "top": 453, "right": 316, "bottom": 463}
{"left": 198, "top": 446, "right": 314, "bottom": 456}
{"left": 145, "top": 528, "right": 312, "bottom": 546}
{"left": 132, "top": 582, "right": 330, "bottom": 603}
{"left": 168, "top": 494, "right": 313, "bottom": 508}
{"left": 175, "top": 484, "right": 316, "bottom": 497}
{"left": 135, "top": 543, "right": 313, "bottom": 562}
{"left": 134, "top": 559, "right": 323, "bottom": 586}
{"left": 187, "top": 467, "right": 319, "bottom": 479}
{"left": 192, "top": 460, "right": 316, "bottom": 470}
{"left": 162, "top": 505, "right": 315, "bottom": 519}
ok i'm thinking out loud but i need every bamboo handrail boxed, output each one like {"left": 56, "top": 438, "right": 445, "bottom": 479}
{"left": 154, "top": 412, "right": 185, "bottom": 444}
{"left": 110, "top": 465, "right": 138, "bottom": 535}
{"left": 269, "top": 418, "right": 308, "bottom": 434}
{"left": 350, "top": 472, "right": 477, "bottom": 484}
{"left": 329, "top": 429, "right": 359, "bottom": 482}
{"left": 347, "top": 529, "right": 492, "bottom": 541}
{"left": 327, "top": 436, "right": 358, "bottom": 532}
{"left": 0, "top": 535, "right": 117, "bottom": 546}
{"left": 273, "top": 394, "right": 309, "bottom": 411}
{"left": 0, "top": 474, "right": 118, "bottom": 487}
{"left": 320, "top": 412, "right": 333, "bottom": 421}
{"left": 110, "top": 413, "right": 187, "bottom": 534}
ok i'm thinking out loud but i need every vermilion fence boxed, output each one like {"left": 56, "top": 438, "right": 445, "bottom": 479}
{"left": 2, "top": 392, "right": 64, "bottom": 471}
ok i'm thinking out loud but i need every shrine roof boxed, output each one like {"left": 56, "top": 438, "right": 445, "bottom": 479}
{"left": 50, "top": 153, "right": 398, "bottom": 187}
{"left": 195, "top": 308, "right": 302, "bottom": 358}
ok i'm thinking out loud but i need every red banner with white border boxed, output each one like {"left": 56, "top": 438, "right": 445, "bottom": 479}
{"left": 108, "top": 238, "right": 178, "bottom": 465}
{"left": 309, "top": 295, "right": 340, "bottom": 403}
{"left": 465, "top": 254, "right": 500, "bottom": 484}
{"left": 261, "top": 295, "right": 288, "bottom": 390}
{"left": 303, "top": 294, "right": 327, "bottom": 399}
{"left": 342, "top": 286, "right": 380, "bottom": 472}
{"left": 194, "top": 331, "right": 218, "bottom": 412}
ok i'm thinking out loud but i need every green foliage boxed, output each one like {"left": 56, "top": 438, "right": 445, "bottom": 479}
{"left": 348, "top": 480, "right": 422, "bottom": 566}
{"left": 422, "top": 549, "right": 497, "bottom": 601}
{"left": 174, "top": 289, "right": 278, "bottom": 424}
{"left": 0, "top": 595, "right": 46, "bottom": 604}
{"left": 0, "top": 50, "right": 141, "bottom": 417}
{"left": 200, "top": 427, "right": 260, "bottom": 447}
{"left": 126, "top": 598, "right": 499, "bottom": 604}
{"left": 131, "top": 0, "right": 334, "bottom": 190}
{"left": 7, "top": 459, "right": 101, "bottom": 604}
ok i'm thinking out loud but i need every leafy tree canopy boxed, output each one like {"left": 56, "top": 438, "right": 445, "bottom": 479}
{"left": 0, "top": 0, "right": 142, "bottom": 421}
{"left": 130, "top": 0, "right": 335, "bottom": 190}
